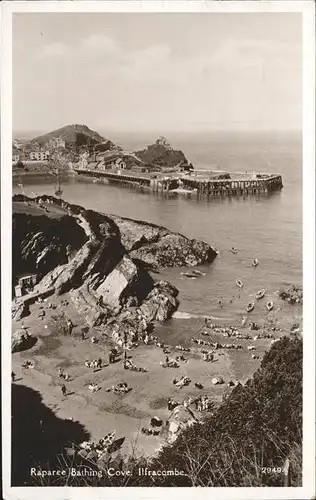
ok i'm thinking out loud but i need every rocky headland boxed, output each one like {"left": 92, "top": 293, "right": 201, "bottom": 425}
{"left": 12, "top": 194, "right": 217, "bottom": 345}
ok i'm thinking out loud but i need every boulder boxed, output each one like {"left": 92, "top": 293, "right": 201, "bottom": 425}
{"left": 166, "top": 405, "right": 197, "bottom": 444}
{"left": 212, "top": 377, "right": 224, "bottom": 385}
{"left": 139, "top": 280, "right": 179, "bottom": 322}
{"left": 12, "top": 329, "right": 37, "bottom": 353}
{"left": 70, "top": 285, "right": 110, "bottom": 327}
{"left": 12, "top": 300, "right": 30, "bottom": 321}
{"left": 96, "top": 255, "right": 144, "bottom": 309}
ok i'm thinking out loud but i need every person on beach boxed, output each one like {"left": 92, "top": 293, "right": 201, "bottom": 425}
{"left": 58, "top": 368, "right": 64, "bottom": 379}
{"left": 97, "top": 358, "right": 102, "bottom": 370}
{"left": 97, "top": 295, "right": 103, "bottom": 307}
{"left": 11, "top": 371, "right": 16, "bottom": 382}
{"left": 61, "top": 384, "right": 67, "bottom": 397}
{"left": 168, "top": 397, "right": 172, "bottom": 411}
{"left": 144, "top": 334, "right": 149, "bottom": 345}
{"left": 66, "top": 319, "right": 73, "bottom": 335}
{"left": 165, "top": 355, "right": 169, "bottom": 364}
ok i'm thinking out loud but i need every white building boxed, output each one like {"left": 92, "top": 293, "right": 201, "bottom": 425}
{"left": 29, "top": 151, "right": 50, "bottom": 161}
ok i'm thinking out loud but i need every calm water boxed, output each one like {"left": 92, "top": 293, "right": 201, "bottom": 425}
{"left": 13, "top": 132, "right": 302, "bottom": 328}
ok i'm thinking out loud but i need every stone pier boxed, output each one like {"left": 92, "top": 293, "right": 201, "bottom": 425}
{"left": 74, "top": 168, "right": 283, "bottom": 198}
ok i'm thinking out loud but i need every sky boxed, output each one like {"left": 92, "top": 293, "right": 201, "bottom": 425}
{"left": 13, "top": 13, "right": 302, "bottom": 135}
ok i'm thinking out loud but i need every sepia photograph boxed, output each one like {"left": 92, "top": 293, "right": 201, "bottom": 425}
{"left": 1, "top": 1, "right": 315, "bottom": 499}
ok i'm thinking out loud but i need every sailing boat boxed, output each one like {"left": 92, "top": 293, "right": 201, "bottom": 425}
{"left": 54, "top": 170, "right": 63, "bottom": 196}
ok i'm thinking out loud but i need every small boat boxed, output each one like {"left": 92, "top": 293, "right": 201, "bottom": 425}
{"left": 252, "top": 258, "right": 259, "bottom": 267}
{"left": 236, "top": 279, "right": 243, "bottom": 288}
{"left": 181, "top": 272, "right": 197, "bottom": 279}
{"left": 181, "top": 270, "right": 205, "bottom": 278}
{"left": 54, "top": 170, "right": 63, "bottom": 197}
{"left": 255, "top": 289, "right": 266, "bottom": 300}
{"left": 246, "top": 301, "right": 255, "bottom": 313}
{"left": 266, "top": 300, "right": 274, "bottom": 311}
{"left": 230, "top": 247, "right": 238, "bottom": 254}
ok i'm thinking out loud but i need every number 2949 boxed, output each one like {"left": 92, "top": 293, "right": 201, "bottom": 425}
{"left": 261, "top": 467, "right": 283, "bottom": 474}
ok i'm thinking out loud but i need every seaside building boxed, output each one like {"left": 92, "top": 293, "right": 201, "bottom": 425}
{"left": 14, "top": 273, "right": 38, "bottom": 298}
{"left": 29, "top": 151, "right": 50, "bottom": 161}
{"left": 78, "top": 151, "right": 127, "bottom": 171}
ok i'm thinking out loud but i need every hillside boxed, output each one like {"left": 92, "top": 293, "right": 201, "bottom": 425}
{"left": 31, "top": 124, "right": 117, "bottom": 151}
{"left": 134, "top": 137, "right": 190, "bottom": 169}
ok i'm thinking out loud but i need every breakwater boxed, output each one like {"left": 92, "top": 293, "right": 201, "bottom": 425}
{"left": 74, "top": 167, "right": 283, "bottom": 197}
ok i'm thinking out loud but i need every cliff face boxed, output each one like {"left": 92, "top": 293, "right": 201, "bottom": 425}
{"left": 12, "top": 195, "right": 217, "bottom": 342}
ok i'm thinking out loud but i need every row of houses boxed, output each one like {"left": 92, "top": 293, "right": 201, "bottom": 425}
{"left": 13, "top": 150, "right": 50, "bottom": 162}
{"left": 12, "top": 137, "right": 66, "bottom": 163}
{"left": 78, "top": 151, "right": 139, "bottom": 172}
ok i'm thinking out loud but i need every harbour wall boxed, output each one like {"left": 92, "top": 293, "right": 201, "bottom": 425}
{"left": 74, "top": 168, "right": 283, "bottom": 197}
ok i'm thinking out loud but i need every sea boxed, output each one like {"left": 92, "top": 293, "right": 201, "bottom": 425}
{"left": 13, "top": 131, "right": 302, "bottom": 342}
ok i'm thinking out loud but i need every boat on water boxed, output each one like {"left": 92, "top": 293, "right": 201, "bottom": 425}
{"left": 54, "top": 170, "right": 63, "bottom": 197}
{"left": 252, "top": 258, "right": 259, "bottom": 267}
{"left": 181, "top": 270, "right": 205, "bottom": 279}
{"left": 266, "top": 300, "right": 274, "bottom": 311}
{"left": 236, "top": 279, "right": 243, "bottom": 288}
{"left": 255, "top": 289, "right": 266, "bottom": 300}
{"left": 169, "top": 188, "right": 197, "bottom": 195}
{"left": 230, "top": 247, "right": 238, "bottom": 254}
{"left": 246, "top": 301, "right": 255, "bottom": 313}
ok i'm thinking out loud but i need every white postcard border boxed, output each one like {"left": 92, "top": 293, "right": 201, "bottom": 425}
{"left": 1, "top": 2, "right": 315, "bottom": 500}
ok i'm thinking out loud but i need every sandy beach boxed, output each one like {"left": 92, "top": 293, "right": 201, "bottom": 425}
{"left": 12, "top": 289, "right": 302, "bottom": 458}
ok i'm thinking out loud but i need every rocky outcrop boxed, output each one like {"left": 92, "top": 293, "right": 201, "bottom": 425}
{"left": 12, "top": 328, "right": 37, "bottom": 353}
{"left": 12, "top": 195, "right": 216, "bottom": 342}
{"left": 12, "top": 300, "right": 30, "bottom": 321}
{"left": 165, "top": 405, "right": 198, "bottom": 444}
{"left": 278, "top": 284, "right": 303, "bottom": 305}
{"left": 110, "top": 215, "right": 217, "bottom": 268}
{"left": 138, "top": 281, "right": 179, "bottom": 322}
{"left": 134, "top": 137, "right": 190, "bottom": 169}
{"left": 12, "top": 210, "right": 86, "bottom": 282}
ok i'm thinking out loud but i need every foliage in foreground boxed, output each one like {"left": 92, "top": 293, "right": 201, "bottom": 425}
{"left": 14, "top": 336, "right": 302, "bottom": 487}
